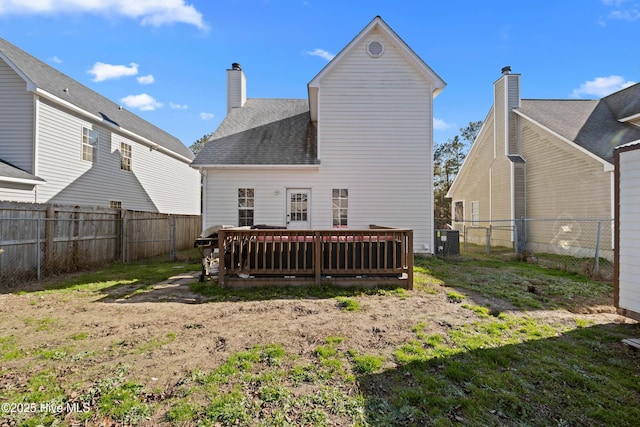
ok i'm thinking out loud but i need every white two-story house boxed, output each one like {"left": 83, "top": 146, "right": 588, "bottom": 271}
{"left": 0, "top": 37, "right": 200, "bottom": 215}
{"left": 192, "top": 16, "right": 446, "bottom": 253}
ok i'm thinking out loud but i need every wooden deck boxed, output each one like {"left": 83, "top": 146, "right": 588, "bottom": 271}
{"left": 217, "top": 226, "right": 413, "bottom": 288}
{"left": 622, "top": 338, "right": 640, "bottom": 353}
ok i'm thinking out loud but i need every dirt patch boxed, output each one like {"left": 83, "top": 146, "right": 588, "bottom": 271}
{"left": 0, "top": 270, "right": 635, "bottom": 425}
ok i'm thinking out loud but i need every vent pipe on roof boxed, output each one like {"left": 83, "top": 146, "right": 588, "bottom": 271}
{"left": 501, "top": 66, "right": 511, "bottom": 75}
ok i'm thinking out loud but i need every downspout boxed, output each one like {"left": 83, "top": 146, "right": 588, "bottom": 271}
{"left": 200, "top": 167, "right": 208, "bottom": 235}
{"left": 33, "top": 93, "right": 40, "bottom": 203}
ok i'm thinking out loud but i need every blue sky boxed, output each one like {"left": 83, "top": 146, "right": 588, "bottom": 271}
{"left": 0, "top": 0, "right": 638, "bottom": 149}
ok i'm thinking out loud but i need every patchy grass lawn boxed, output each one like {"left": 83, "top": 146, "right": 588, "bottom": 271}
{"left": 1, "top": 251, "right": 638, "bottom": 426}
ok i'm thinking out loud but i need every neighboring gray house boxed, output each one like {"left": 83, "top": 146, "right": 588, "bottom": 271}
{"left": 192, "top": 16, "right": 446, "bottom": 253}
{"left": 447, "top": 68, "right": 640, "bottom": 257}
{"left": 0, "top": 38, "right": 200, "bottom": 214}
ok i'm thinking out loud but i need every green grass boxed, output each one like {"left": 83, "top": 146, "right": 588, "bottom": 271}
{"left": 335, "top": 296, "right": 362, "bottom": 311}
{"left": 0, "top": 336, "right": 25, "bottom": 361}
{"left": 190, "top": 279, "right": 407, "bottom": 304}
{"left": 17, "top": 258, "right": 200, "bottom": 296}
{"left": 415, "top": 254, "right": 613, "bottom": 310}
{"left": 2, "top": 254, "right": 639, "bottom": 426}
{"left": 348, "top": 351, "right": 385, "bottom": 374}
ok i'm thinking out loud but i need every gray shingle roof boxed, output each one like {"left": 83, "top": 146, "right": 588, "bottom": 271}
{"left": 602, "top": 82, "right": 640, "bottom": 121}
{"left": 0, "top": 38, "right": 193, "bottom": 161}
{"left": 0, "top": 159, "right": 45, "bottom": 183}
{"left": 192, "top": 99, "right": 318, "bottom": 166}
{"left": 517, "top": 96, "right": 640, "bottom": 164}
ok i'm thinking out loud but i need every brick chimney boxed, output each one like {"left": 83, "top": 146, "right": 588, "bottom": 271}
{"left": 226, "top": 62, "right": 246, "bottom": 113}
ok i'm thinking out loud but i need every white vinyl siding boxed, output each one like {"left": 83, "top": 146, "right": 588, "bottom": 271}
{"left": 521, "top": 123, "right": 612, "bottom": 219}
{"left": 0, "top": 59, "right": 34, "bottom": 172}
{"left": 315, "top": 29, "right": 434, "bottom": 252}
{"left": 0, "top": 184, "right": 38, "bottom": 202}
{"left": 449, "top": 115, "right": 494, "bottom": 228}
{"left": 617, "top": 147, "right": 640, "bottom": 316}
{"left": 33, "top": 98, "right": 200, "bottom": 214}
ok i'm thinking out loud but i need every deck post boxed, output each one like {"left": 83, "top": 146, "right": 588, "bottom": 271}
{"left": 407, "top": 230, "right": 414, "bottom": 290}
{"left": 314, "top": 230, "right": 322, "bottom": 285}
{"left": 218, "top": 229, "right": 226, "bottom": 286}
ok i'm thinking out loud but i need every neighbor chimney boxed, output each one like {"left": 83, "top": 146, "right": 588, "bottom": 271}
{"left": 494, "top": 66, "right": 520, "bottom": 155}
{"left": 227, "top": 62, "right": 246, "bottom": 113}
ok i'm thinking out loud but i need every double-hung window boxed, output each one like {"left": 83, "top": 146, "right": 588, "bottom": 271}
{"left": 238, "top": 188, "right": 254, "bottom": 227}
{"left": 471, "top": 201, "right": 480, "bottom": 226}
{"left": 332, "top": 189, "right": 348, "bottom": 228}
{"left": 120, "top": 143, "right": 132, "bottom": 171}
{"left": 454, "top": 201, "right": 464, "bottom": 222}
{"left": 82, "top": 127, "right": 98, "bottom": 162}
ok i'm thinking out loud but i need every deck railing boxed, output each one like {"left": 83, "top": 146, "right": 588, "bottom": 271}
{"left": 217, "top": 226, "right": 413, "bottom": 288}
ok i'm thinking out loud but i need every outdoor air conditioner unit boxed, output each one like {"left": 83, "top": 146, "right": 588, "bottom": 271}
{"left": 434, "top": 229, "right": 460, "bottom": 256}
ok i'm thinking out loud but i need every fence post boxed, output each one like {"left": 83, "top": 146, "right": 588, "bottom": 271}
{"left": 36, "top": 218, "right": 41, "bottom": 281}
{"left": 594, "top": 220, "right": 601, "bottom": 276}
{"left": 406, "top": 230, "right": 414, "bottom": 290}
{"left": 463, "top": 225, "right": 467, "bottom": 251}
{"left": 115, "top": 209, "right": 123, "bottom": 262}
{"left": 513, "top": 221, "right": 518, "bottom": 256}
{"left": 122, "top": 214, "right": 127, "bottom": 264}
{"left": 169, "top": 215, "right": 176, "bottom": 261}
{"left": 44, "top": 205, "right": 55, "bottom": 271}
{"left": 520, "top": 217, "right": 526, "bottom": 255}
{"left": 486, "top": 225, "right": 491, "bottom": 254}
{"left": 314, "top": 231, "right": 322, "bottom": 285}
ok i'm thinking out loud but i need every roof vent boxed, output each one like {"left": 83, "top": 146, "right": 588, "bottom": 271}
{"left": 501, "top": 66, "right": 511, "bottom": 75}
{"left": 231, "top": 62, "right": 242, "bottom": 71}
{"left": 367, "top": 40, "right": 384, "bottom": 58}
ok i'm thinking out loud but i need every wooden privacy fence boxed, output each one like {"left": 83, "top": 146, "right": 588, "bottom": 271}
{"left": 218, "top": 226, "right": 413, "bottom": 289}
{"left": 0, "top": 202, "right": 200, "bottom": 282}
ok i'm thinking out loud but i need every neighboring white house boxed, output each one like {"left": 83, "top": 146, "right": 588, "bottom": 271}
{"left": 191, "top": 16, "right": 446, "bottom": 253}
{"left": 615, "top": 141, "right": 640, "bottom": 321}
{"left": 0, "top": 38, "right": 200, "bottom": 215}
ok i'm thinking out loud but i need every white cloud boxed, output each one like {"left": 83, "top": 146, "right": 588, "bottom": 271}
{"left": 601, "top": 0, "right": 640, "bottom": 22}
{"left": 601, "top": 0, "right": 631, "bottom": 6}
{"left": 170, "top": 102, "right": 188, "bottom": 110}
{"left": 608, "top": 7, "right": 640, "bottom": 20}
{"left": 137, "top": 74, "right": 155, "bottom": 84}
{"left": 49, "top": 56, "right": 62, "bottom": 64}
{"left": 120, "top": 93, "right": 163, "bottom": 111}
{"left": 200, "top": 112, "right": 215, "bottom": 120}
{"left": 433, "top": 118, "right": 452, "bottom": 131}
{"left": 570, "top": 75, "right": 636, "bottom": 98}
{"left": 0, "top": 0, "right": 208, "bottom": 30}
{"left": 88, "top": 62, "right": 138, "bottom": 82}
{"left": 306, "top": 48, "right": 335, "bottom": 61}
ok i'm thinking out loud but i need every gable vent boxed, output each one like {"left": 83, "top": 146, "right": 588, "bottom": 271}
{"left": 367, "top": 40, "right": 384, "bottom": 58}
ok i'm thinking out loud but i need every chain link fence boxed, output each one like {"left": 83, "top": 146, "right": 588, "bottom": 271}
{"left": 0, "top": 202, "right": 201, "bottom": 286}
{"left": 451, "top": 218, "right": 614, "bottom": 281}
